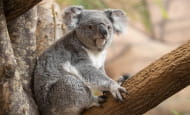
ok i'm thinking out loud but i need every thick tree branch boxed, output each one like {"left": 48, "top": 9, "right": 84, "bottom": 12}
{"left": 7, "top": 5, "right": 38, "bottom": 93}
{"left": 3, "top": 0, "right": 41, "bottom": 21}
{"left": 0, "top": 1, "right": 39, "bottom": 114}
{"left": 85, "top": 41, "right": 190, "bottom": 115}
{"left": 0, "top": 0, "right": 16, "bottom": 81}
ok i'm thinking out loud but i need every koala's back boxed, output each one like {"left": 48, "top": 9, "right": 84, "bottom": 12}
{"left": 33, "top": 31, "right": 92, "bottom": 114}
{"left": 34, "top": 31, "right": 88, "bottom": 77}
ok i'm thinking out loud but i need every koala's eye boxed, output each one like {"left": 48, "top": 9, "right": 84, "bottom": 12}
{"left": 88, "top": 25, "right": 93, "bottom": 30}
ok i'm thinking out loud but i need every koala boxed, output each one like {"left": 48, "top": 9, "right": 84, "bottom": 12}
{"left": 34, "top": 6, "right": 127, "bottom": 115}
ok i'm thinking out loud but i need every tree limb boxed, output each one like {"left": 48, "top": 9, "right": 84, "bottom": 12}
{"left": 7, "top": 5, "right": 38, "bottom": 93}
{"left": 0, "top": 1, "right": 39, "bottom": 114}
{"left": 3, "top": 0, "right": 41, "bottom": 21}
{"left": 85, "top": 41, "right": 190, "bottom": 115}
{"left": 0, "top": 0, "right": 16, "bottom": 81}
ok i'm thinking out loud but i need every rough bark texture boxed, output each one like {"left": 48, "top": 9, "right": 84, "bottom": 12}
{"left": 7, "top": 6, "right": 39, "bottom": 115}
{"left": 0, "top": 0, "right": 16, "bottom": 79}
{"left": 0, "top": 0, "right": 65, "bottom": 114}
{"left": 7, "top": 6, "right": 38, "bottom": 94}
{"left": 85, "top": 41, "right": 190, "bottom": 115}
{"left": 3, "top": 0, "right": 41, "bottom": 21}
{"left": 0, "top": 1, "right": 39, "bottom": 115}
{"left": 36, "top": 0, "right": 64, "bottom": 56}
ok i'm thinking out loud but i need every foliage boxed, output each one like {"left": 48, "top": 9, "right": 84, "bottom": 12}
{"left": 154, "top": 0, "right": 168, "bottom": 19}
{"left": 56, "top": 0, "right": 107, "bottom": 9}
{"left": 171, "top": 110, "right": 185, "bottom": 115}
{"left": 121, "top": 0, "right": 153, "bottom": 34}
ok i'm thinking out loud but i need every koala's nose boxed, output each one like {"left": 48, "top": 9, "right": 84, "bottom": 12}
{"left": 99, "top": 26, "right": 107, "bottom": 38}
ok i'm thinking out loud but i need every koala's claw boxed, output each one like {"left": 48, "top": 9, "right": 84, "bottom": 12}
{"left": 117, "top": 74, "right": 130, "bottom": 85}
{"left": 90, "top": 95, "right": 107, "bottom": 108}
{"left": 102, "top": 91, "right": 109, "bottom": 94}
{"left": 119, "top": 86, "right": 128, "bottom": 94}
{"left": 90, "top": 95, "right": 106, "bottom": 108}
{"left": 98, "top": 95, "right": 107, "bottom": 104}
{"left": 111, "top": 84, "right": 128, "bottom": 101}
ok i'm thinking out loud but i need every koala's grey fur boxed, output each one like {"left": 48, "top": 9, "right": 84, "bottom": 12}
{"left": 34, "top": 6, "right": 127, "bottom": 115}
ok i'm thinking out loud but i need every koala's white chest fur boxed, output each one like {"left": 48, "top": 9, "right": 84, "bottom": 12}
{"left": 84, "top": 48, "right": 106, "bottom": 69}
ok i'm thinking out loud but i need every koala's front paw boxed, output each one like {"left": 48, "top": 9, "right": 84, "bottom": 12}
{"left": 117, "top": 74, "right": 130, "bottom": 85}
{"left": 110, "top": 83, "right": 128, "bottom": 101}
{"left": 98, "top": 95, "right": 107, "bottom": 104}
{"left": 90, "top": 95, "right": 107, "bottom": 108}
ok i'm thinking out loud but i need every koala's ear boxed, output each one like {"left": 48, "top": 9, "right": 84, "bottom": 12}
{"left": 104, "top": 9, "right": 127, "bottom": 34}
{"left": 62, "top": 6, "right": 83, "bottom": 30}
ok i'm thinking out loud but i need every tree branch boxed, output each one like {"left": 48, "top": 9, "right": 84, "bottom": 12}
{"left": 3, "top": 0, "right": 41, "bottom": 21}
{"left": 0, "top": 1, "right": 39, "bottom": 114}
{"left": 7, "top": 5, "right": 38, "bottom": 93}
{"left": 85, "top": 41, "right": 190, "bottom": 115}
{"left": 0, "top": 0, "right": 16, "bottom": 81}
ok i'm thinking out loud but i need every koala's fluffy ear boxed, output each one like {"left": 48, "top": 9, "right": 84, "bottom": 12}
{"left": 62, "top": 6, "right": 83, "bottom": 30}
{"left": 104, "top": 9, "right": 127, "bottom": 34}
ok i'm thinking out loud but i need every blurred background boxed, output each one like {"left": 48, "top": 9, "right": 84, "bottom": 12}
{"left": 56, "top": 0, "right": 190, "bottom": 114}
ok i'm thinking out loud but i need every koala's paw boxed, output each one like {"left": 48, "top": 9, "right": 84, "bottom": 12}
{"left": 117, "top": 74, "right": 130, "bottom": 85}
{"left": 98, "top": 95, "right": 107, "bottom": 104}
{"left": 90, "top": 95, "right": 107, "bottom": 108}
{"left": 110, "top": 83, "right": 128, "bottom": 101}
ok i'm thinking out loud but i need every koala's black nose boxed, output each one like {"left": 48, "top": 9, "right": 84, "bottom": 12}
{"left": 99, "top": 26, "right": 107, "bottom": 38}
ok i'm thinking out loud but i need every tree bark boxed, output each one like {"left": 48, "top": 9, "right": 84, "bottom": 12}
{"left": 0, "top": 0, "right": 65, "bottom": 114}
{"left": 0, "top": 1, "right": 39, "bottom": 114}
{"left": 36, "top": 0, "right": 64, "bottom": 56}
{"left": 85, "top": 41, "right": 190, "bottom": 115}
{"left": 3, "top": 0, "right": 41, "bottom": 21}
{"left": 7, "top": 5, "right": 38, "bottom": 94}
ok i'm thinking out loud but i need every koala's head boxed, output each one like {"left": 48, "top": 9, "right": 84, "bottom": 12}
{"left": 63, "top": 6, "right": 127, "bottom": 51}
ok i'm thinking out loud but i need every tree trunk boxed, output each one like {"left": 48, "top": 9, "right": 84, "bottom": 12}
{"left": 36, "top": 0, "right": 64, "bottom": 56}
{"left": 85, "top": 41, "right": 190, "bottom": 115}
{"left": 0, "top": 0, "right": 39, "bottom": 114}
{"left": 7, "top": 5, "right": 38, "bottom": 95}
{"left": 0, "top": 0, "right": 63, "bottom": 115}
